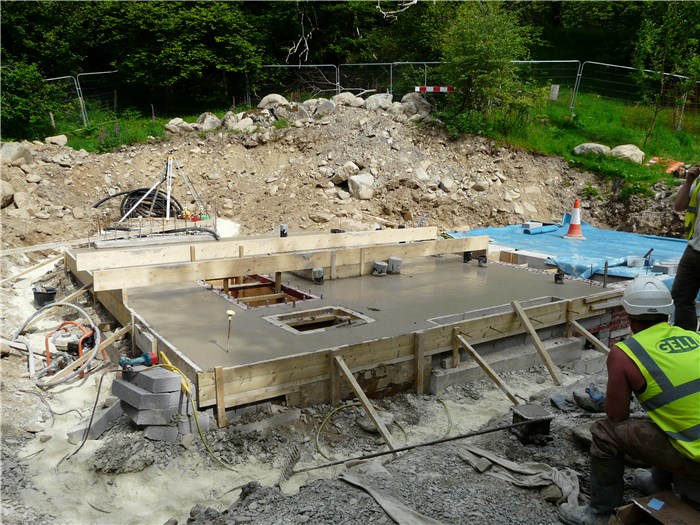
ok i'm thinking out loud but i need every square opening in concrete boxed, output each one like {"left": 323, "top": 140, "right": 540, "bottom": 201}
{"left": 265, "top": 306, "right": 375, "bottom": 335}
{"left": 204, "top": 274, "right": 317, "bottom": 309}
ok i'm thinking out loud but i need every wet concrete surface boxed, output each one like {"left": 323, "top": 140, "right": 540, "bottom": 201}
{"left": 127, "top": 256, "right": 605, "bottom": 370}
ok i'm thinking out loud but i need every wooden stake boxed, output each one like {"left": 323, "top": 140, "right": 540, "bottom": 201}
{"left": 511, "top": 300, "right": 563, "bottom": 385}
{"left": 569, "top": 319, "right": 610, "bottom": 355}
{"left": 214, "top": 366, "right": 228, "bottom": 428}
{"left": 456, "top": 334, "right": 520, "bottom": 405}
{"left": 414, "top": 332, "right": 425, "bottom": 394}
{"left": 451, "top": 327, "right": 460, "bottom": 368}
{"left": 334, "top": 356, "right": 397, "bottom": 450}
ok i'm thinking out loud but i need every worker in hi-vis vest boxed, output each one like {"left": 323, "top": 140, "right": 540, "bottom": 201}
{"left": 559, "top": 276, "right": 700, "bottom": 525}
{"left": 672, "top": 162, "right": 700, "bottom": 331}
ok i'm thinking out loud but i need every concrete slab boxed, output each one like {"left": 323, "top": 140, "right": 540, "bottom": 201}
{"left": 127, "top": 256, "right": 606, "bottom": 371}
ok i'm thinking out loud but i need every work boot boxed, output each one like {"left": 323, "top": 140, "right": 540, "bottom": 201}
{"left": 634, "top": 467, "right": 672, "bottom": 495}
{"left": 559, "top": 456, "right": 625, "bottom": 525}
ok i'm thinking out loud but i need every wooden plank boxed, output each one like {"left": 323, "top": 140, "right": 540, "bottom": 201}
{"left": 274, "top": 272, "right": 282, "bottom": 293}
{"left": 74, "top": 227, "right": 439, "bottom": 271}
{"left": 59, "top": 283, "right": 92, "bottom": 304}
{"left": 236, "top": 292, "right": 286, "bottom": 304}
{"left": 584, "top": 289, "right": 623, "bottom": 304}
{"left": 0, "top": 254, "right": 63, "bottom": 285}
{"left": 511, "top": 300, "right": 563, "bottom": 386}
{"left": 92, "top": 236, "right": 489, "bottom": 291}
{"left": 414, "top": 332, "right": 425, "bottom": 394}
{"left": 570, "top": 319, "right": 610, "bottom": 355}
{"left": 214, "top": 366, "right": 227, "bottom": 428}
{"left": 334, "top": 355, "right": 397, "bottom": 450}
{"left": 456, "top": 334, "right": 520, "bottom": 405}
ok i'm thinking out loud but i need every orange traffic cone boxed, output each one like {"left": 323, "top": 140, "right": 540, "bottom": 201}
{"left": 564, "top": 199, "right": 586, "bottom": 239}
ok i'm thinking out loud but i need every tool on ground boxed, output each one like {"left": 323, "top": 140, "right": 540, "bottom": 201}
{"left": 118, "top": 351, "right": 158, "bottom": 370}
{"left": 226, "top": 310, "right": 235, "bottom": 352}
{"left": 572, "top": 383, "right": 606, "bottom": 412}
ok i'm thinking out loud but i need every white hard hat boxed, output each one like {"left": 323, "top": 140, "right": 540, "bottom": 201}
{"left": 622, "top": 276, "right": 673, "bottom": 316}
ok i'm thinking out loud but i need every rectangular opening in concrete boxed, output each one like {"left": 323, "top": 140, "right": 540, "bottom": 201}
{"left": 265, "top": 306, "right": 375, "bottom": 335}
{"left": 203, "top": 274, "right": 317, "bottom": 309}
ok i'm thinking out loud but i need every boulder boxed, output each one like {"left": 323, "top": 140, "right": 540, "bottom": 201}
{"left": 302, "top": 98, "right": 337, "bottom": 118}
{"left": 332, "top": 92, "right": 364, "bottom": 108}
{"left": 0, "top": 142, "right": 33, "bottom": 165}
{"left": 45, "top": 135, "right": 68, "bottom": 147}
{"left": 348, "top": 173, "right": 375, "bottom": 200}
{"left": 232, "top": 117, "right": 255, "bottom": 132}
{"left": 573, "top": 143, "right": 611, "bottom": 156}
{"left": 196, "top": 112, "right": 222, "bottom": 132}
{"left": 365, "top": 93, "right": 393, "bottom": 112}
{"left": 611, "top": 144, "right": 645, "bottom": 164}
{"left": 400, "top": 92, "right": 431, "bottom": 115}
{"left": 257, "top": 94, "right": 289, "bottom": 110}
{"left": 1, "top": 180, "right": 15, "bottom": 208}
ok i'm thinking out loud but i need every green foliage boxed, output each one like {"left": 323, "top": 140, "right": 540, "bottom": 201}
{"left": 0, "top": 61, "right": 63, "bottom": 141}
{"left": 273, "top": 118, "right": 290, "bottom": 129}
{"left": 66, "top": 113, "right": 165, "bottom": 153}
{"left": 437, "top": 1, "right": 541, "bottom": 126}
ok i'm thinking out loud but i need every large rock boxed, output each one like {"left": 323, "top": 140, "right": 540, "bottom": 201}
{"left": 331, "top": 161, "right": 360, "bottom": 185}
{"left": 196, "top": 112, "right": 222, "bottom": 132}
{"left": 332, "top": 92, "right": 365, "bottom": 108}
{"left": 45, "top": 135, "right": 68, "bottom": 146}
{"left": 0, "top": 142, "right": 33, "bottom": 165}
{"left": 348, "top": 173, "right": 375, "bottom": 200}
{"left": 232, "top": 117, "right": 255, "bottom": 132}
{"left": 365, "top": 93, "right": 393, "bottom": 112}
{"left": 257, "top": 94, "right": 289, "bottom": 110}
{"left": 611, "top": 144, "right": 645, "bottom": 164}
{"left": 400, "top": 93, "right": 431, "bottom": 115}
{"left": 273, "top": 103, "right": 310, "bottom": 122}
{"left": 1, "top": 180, "right": 15, "bottom": 208}
{"left": 302, "top": 98, "right": 336, "bottom": 118}
{"left": 573, "top": 143, "right": 611, "bottom": 157}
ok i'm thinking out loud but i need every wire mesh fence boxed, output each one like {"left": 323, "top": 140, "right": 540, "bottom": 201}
{"left": 43, "top": 61, "right": 699, "bottom": 135}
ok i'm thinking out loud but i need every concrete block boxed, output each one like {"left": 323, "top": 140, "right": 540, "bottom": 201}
{"left": 131, "top": 367, "right": 182, "bottom": 393}
{"left": 652, "top": 262, "right": 678, "bottom": 275}
{"left": 111, "top": 379, "right": 179, "bottom": 411}
{"left": 67, "top": 401, "right": 123, "bottom": 445}
{"left": 144, "top": 425, "right": 179, "bottom": 443}
{"left": 569, "top": 348, "right": 607, "bottom": 375}
{"left": 121, "top": 400, "right": 177, "bottom": 426}
{"left": 611, "top": 328, "right": 631, "bottom": 339}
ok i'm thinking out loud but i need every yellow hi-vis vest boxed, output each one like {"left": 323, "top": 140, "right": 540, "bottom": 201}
{"left": 617, "top": 323, "right": 700, "bottom": 461}
{"left": 685, "top": 180, "right": 700, "bottom": 240}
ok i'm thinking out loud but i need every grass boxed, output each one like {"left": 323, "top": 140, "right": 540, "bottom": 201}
{"left": 442, "top": 88, "right": 699, "bottom": 198}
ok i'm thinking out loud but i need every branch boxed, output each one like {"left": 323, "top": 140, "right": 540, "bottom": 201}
{"left": 286, "top": 11, "right": 315, "bottom": 64}
{"left": 375, "top": 0, "right": 419, "bottom": 20}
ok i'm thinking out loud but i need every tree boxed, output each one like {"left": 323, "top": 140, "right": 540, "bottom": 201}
{"left": 0, "top": 61, "right": 63, "bottom": 141}
{"left": 438, "top": 1, "right": 541, "bottom": 129}
{"left": 632, "top": 2, "right": 700, "bottom": 144}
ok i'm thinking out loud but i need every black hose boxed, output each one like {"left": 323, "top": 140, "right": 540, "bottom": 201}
{"left": 91, "top": 188, "right": 183, "bottom": 219}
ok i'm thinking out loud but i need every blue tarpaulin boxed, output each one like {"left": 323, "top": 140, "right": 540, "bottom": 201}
{"left": 447, "top": 221, "right": 688, "bottom": 282}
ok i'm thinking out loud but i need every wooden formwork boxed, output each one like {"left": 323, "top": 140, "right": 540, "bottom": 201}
{"left": 65, "top": 226, "right": 622, "bottom": 420}
{"left": 195, "top": 289, "right": 622, "bottom": 412}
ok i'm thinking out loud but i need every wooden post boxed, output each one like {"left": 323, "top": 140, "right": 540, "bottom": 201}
{"left": 511, "top": 300, "right": 563, "bottom": 385}
{"left": 214, "top": 366, "right": 228, "bottom": 428}
{"left": 328, "top": 350, "right": 338, "bottom": 407}
{"left": 275, "top": 272, "right": 282, "bottom": 293}
{"left": 451, "top": 327, "right": 460, "bottom": 368}
{"left": 223, "top": 278, "right": 229, "bottom": 295}
{"left": 190, "top": 245, "right": 196, "bottom": 262}
{"left": 334, "top": 356, "right": 397, "bottom": 450}
{"left": 566, "top": 301, "right": 574, "bottom": 338}
{"left": 414, "top": 332, "right": 425, "bottom": 394}
{"left": 570, "top": 319, "right": 610, "bottom": 355}
{"left": 456, "top": 334, "right": 519, "bottom": 405}
{"left": 330, "top": 250, "right": 337, "bottom": 280}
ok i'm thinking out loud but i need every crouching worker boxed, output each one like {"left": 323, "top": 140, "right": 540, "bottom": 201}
{"left": 559, "top": 276, "right": 700, "bottom": 525}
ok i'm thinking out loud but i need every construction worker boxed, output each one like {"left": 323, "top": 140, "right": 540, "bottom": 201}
{"left": 559, "top": 276, "right": 700, "bottom": 525}
{"left": 671, "top": 162, "right": 700, "bottom": 331}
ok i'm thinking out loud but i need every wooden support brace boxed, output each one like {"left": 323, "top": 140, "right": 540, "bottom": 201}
{"left": 414, "top": 332, "right": 425, "bottom": 394}
{"left": 456, "top": 334, "right": 520, "bottom": 405}
{"left": 214, "top": 366, "right": 228, "bottom": 428}
{"left": 190, "top": 245, "right": 196, "bottom": 262}
{"left": 511, "top": 300, "right": 563, "bottom": 386}
{"left": 334, "top": 356, "right": 397, "bottom": 450}
{"left": 330, "top": 251, "right": 337, "bottom": 280}
{"left": 59, "top": 283, "right": 92, "bottom": 304}
{"left": 569, "top": 319, "right": 610, "bottom": 355}
{"left": 223, "top": 278, "right": 229, "bottom": 295}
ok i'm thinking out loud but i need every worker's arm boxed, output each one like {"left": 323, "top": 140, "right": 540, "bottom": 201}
{"left": 605, "top": 346, "right": 645, "bottom": 422}
{"left": 674, "top": 166, "right": 699, "bottom": 212}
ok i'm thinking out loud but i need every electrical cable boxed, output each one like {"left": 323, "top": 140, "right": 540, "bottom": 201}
{"left": 19, "top": 389, "right": 83, "bottom": 427}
